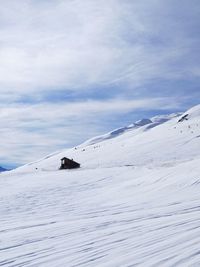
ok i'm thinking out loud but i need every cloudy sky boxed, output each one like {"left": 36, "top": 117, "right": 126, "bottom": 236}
{"left": 0, "top": 0, "right": 200, "bottom": 168}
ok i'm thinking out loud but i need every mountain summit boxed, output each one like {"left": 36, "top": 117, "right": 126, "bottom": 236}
{"left": 0, "top": 166, "right": 7, "bottom": 172}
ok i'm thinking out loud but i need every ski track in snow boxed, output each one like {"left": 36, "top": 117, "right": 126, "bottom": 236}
{"left": 1, "top": 162, "right": 200, "bottom": 267}
{"left": 1, "top": 105, "right": 200, "bottom": 266}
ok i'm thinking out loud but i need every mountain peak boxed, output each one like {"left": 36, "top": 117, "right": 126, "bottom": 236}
{"left": 0, "top": 166, "right": 7, "bottom": 172}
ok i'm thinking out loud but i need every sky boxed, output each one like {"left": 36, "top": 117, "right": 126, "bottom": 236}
{"left": 0, "top": 0, "right": 200, "bottom": 168}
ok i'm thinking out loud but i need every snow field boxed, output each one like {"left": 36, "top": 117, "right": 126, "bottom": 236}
{"left": 1, "top": 104, "right": 200, "bottom": 266}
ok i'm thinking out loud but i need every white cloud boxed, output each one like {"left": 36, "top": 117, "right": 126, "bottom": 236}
{"left": 0, "top": 0, "right": 125, "bottom": 92}
{"left": 0, "top": 0, "right": 199, "bottom": 95}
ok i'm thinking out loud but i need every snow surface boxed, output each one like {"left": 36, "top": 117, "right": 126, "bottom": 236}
{"left": 1, "top": 105, "right": 200, "bottom": 266}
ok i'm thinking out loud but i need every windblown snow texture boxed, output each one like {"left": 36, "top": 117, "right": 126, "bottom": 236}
{"left": 1, "top": 105, "right": 200, "bottom": 267}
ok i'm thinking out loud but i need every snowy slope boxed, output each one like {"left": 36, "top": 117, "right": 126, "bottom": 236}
{"left": 15, "top": 106, "right": 198, "bottom": 172}
{"left": 1, "top": 104, "right": 200, "bottom": 267}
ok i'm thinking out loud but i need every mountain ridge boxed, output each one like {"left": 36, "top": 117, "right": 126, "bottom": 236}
{"left": 14, "top": 104, "right": 199, "bottom": 173}
{"left": 0, "top": 166, "right": 7, "bottom": 172}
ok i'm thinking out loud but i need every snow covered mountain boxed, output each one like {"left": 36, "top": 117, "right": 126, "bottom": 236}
{"left": 1, "top": 104, "right": 200, "bottom": 267}
{"left": 0, "top": 166, "right": 7, "bottom": 172}
{"left": 15, "top": 105, "right": 197, "bottom": 172}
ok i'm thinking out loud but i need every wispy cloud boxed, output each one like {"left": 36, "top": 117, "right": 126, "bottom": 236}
{"left": 0, "top": 0, "right": 199, "bottom": 166}
{"left": 0, "top": 0, "right": 199, "bottom": 95}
